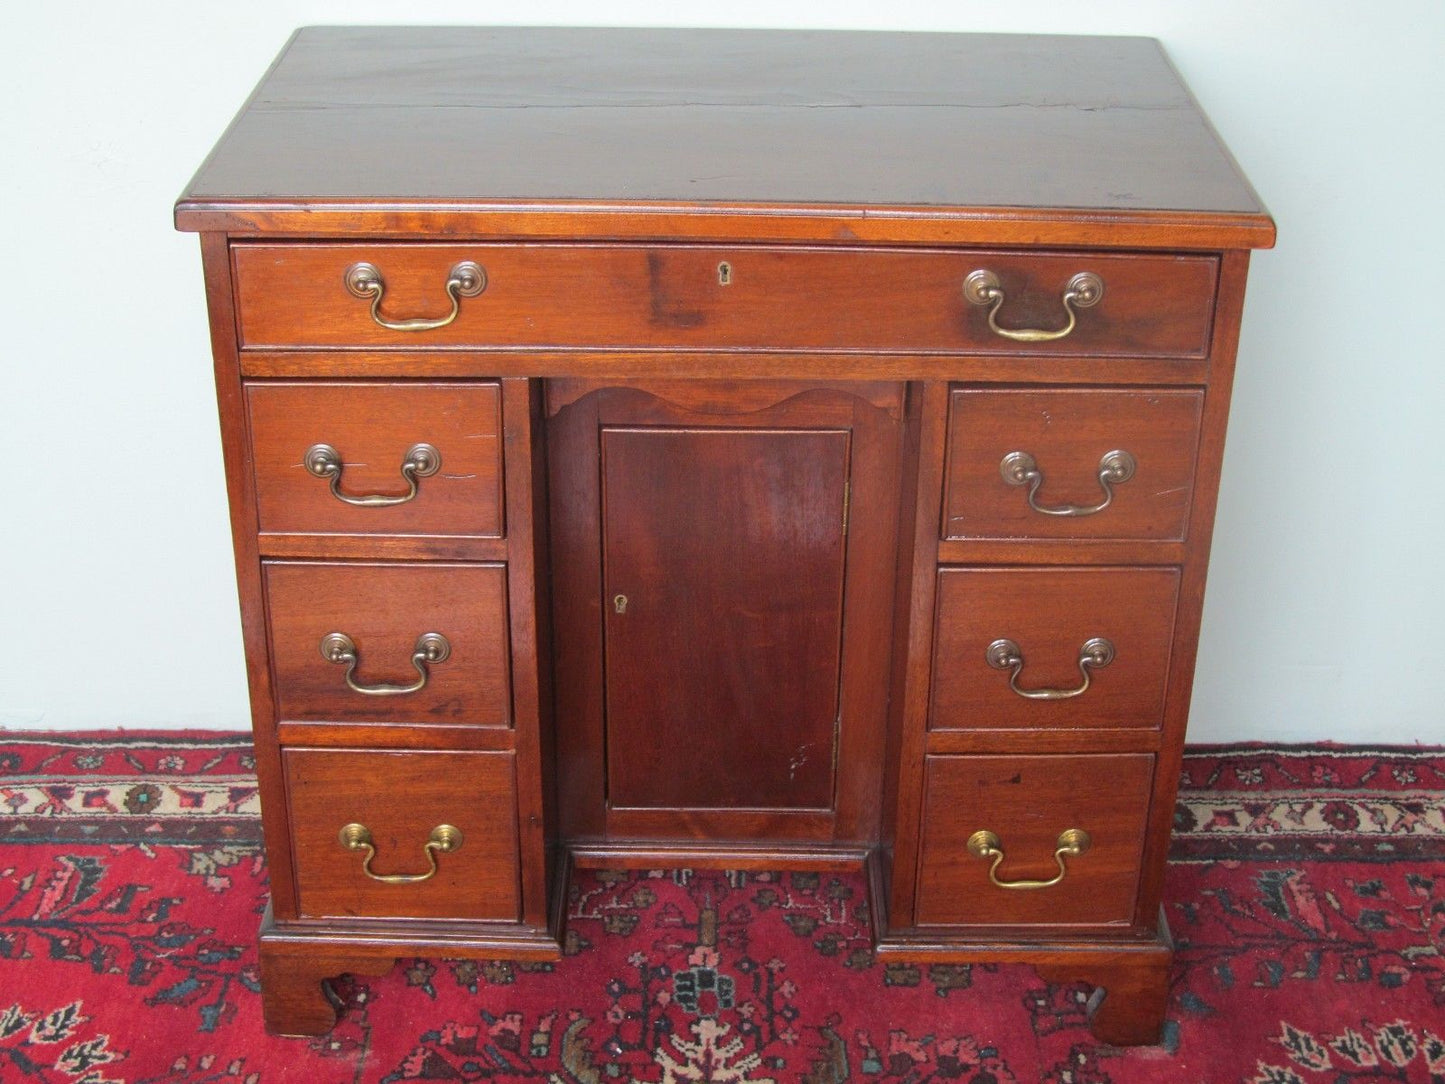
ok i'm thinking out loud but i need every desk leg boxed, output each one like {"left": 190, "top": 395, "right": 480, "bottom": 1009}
{"left": 1037, "top": 949, "right": 1172, "bottom": 1046}
{"left": 258, "top": 944, "right": 394, "bottom": 1037}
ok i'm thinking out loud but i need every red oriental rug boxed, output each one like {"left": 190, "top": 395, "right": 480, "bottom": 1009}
{"left": 0, "top": 733, "right": 1442, "bottom": 1083}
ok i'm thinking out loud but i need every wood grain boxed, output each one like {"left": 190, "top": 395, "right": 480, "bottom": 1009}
{"left": 237, "top": 348, "right": 1214, "bottom": 386}
{"left": 274, "top": 722, "right": 517, "bottom": 751}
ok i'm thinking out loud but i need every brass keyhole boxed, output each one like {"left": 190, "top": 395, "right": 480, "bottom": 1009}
{"left": 717, "top": 261, "right": 732, "bottom": 285}
{"left": 613, "top": 594, "right": 629, "bottom": 614}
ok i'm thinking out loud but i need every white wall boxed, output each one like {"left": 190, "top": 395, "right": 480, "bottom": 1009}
{"left": 2, "top": 2, "right": 1441, "bottom": 742}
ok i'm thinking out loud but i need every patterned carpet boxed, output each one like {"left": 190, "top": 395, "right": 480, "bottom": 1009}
{"left": 0, "top": 733, "right": 1442, "bottom": 1083}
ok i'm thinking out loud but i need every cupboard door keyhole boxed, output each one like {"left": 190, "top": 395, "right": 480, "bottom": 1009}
{"left": 613, "top": 594, "right": 629, "bottom": 614}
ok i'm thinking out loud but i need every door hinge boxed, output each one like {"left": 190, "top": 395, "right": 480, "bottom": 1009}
{"left": 842, "top": 480, "right": 852, "bottom": 535}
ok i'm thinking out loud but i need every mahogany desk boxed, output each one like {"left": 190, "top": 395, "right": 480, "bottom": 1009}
{"left": 177, "top": 27, "right": 1275, "bottom": 1042}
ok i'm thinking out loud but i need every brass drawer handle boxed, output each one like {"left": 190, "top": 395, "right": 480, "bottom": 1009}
{"left": 337, "top": 822, "right": 463, "bottom": 884}
{"left": 344, "top": 260, "right": 486, "bottom": 331}
{"left": 986, "top": 637, "right": 1114, "bottom": 700}
{"left": 319, "top": 632, "right": 450, "bottom": 696}
{"left": 999, "top": 448, "right": 1136, "bottom": 517}
{"left": 964, "top": 269, "right": 1104, "bottom": 342}
{"left": 967, "top": 828, "right": 1091, "bottom": 890}
{"left": 304, "top": 443, "right": 441, "bottom": 506}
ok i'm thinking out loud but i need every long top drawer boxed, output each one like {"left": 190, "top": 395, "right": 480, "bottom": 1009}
{"left": 232, "top": 243, "right": 1218, "bottom": 356}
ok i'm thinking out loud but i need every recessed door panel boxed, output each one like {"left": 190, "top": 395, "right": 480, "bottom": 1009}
{"left": 601, "top": 427, "right": 850, "bottom": 811}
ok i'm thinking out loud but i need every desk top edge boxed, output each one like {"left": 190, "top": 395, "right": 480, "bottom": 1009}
{"left": 177, "top": 27, "right": 1274, "bottom": 248}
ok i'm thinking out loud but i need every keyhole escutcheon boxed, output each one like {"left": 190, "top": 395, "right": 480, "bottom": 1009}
{"left": 614, "top": 594, "right": 629, "bottom": 614}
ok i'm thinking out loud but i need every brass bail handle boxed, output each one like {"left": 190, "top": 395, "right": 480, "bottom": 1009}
{"left": 337, "top": 823, "right": 464, "bottom": 884}
{"left": 964, "top": 269, "right": 1104, "bottom": 342}
{"left": 967, "top": 828, "right": 1092, "bottom": 890}
{"left": 999, "top": 449, "right": 1136, "bottom": 517}
{"left": 305, "top": 443, "right": 442, "bottom": 506}
{"left": 319, "top": 632, "right": 451, "bottom": 696}
{"left": 986, "top": 637, "right": 1115, "bottom": 700}
{"left": 344, "top": 260, "right": 486, "bottom": 331}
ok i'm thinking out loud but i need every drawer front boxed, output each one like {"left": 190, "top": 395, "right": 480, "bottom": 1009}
{"left": 285, "top": 748, "right": 519, "bottom": 920}
{"left": 264, "top": 562, "right": 512, "bottom": 727}
{"left": 931, "top": 568, "right": 1179, "bottom": 730}
{"left": 248, "top": 382, "right": 504, "bottom": 538}
{"left": 233, "top": 243, "right": 1216, "bottom": 357}
{"left": 916, "top": 753, "right": 1153, "bottom": 926}
{"left": 943, "top": 387, "right": 1205, "bottom": 541}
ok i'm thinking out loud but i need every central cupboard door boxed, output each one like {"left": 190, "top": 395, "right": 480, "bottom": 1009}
{"left": 547, "top": 380, "right": 904, "bottom": 844}
{"left": 601, "top": 426, "right": 849, "bottom": 810}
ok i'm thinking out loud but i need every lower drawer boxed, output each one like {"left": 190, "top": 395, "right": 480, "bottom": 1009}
{"left": 285, "top": 748, "right": 520, "bottom": 920}
{"left": 916, "top": 753, "right": 1154, "bottom": 926}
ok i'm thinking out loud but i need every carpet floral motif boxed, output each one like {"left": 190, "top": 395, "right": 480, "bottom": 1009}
{"left": 0, "top": 734, "right": 1441, "bottom": 1083}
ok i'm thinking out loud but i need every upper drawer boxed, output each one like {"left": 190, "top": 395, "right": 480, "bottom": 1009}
{"left": 943, "top": 387, "right": 1205, "bottom": 542}
{"left": 231, "top": 243, "right": 1218, "bottom": 357}
{"left": 247, "top": 381, "right": 504, "bottom": 539}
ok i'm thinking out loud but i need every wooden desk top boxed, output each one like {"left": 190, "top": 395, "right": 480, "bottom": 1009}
{"left": 177, "top": 27, "right": 1274, "bottom": 248}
